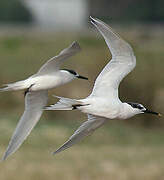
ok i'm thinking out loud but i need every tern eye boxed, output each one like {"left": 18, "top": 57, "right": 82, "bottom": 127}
{"left": 127, "top": 102, "right": 145, "bottom": 110}
{"left": 61, "top": 69, "right": 77, "bottom": 75}
{"left": 68, "top": 70, "right": 77, "bottom": 75}
{"left": 137, "top": 105, "right": 144, "bottom": 110}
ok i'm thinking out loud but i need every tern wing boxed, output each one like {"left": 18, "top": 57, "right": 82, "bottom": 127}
{"left": 2, "top": 90, "right": 48, "bottom": 161}
{"left": 36, "top": 41, "right": 81, "bottom": 75}
{"left": 53, "top": 114, "right": 107, "bottom": 155}
{"left": 90, "top": 17, "right": 136, "bottom": 99}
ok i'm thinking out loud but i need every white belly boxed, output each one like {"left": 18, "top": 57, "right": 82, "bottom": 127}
{"left": 28, "top": 75, "right": 66, "bottom": 91}
{"left": 79, "top": 97, "right": 121, "bottom": 119}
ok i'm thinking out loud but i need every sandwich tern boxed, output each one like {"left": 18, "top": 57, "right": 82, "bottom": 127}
{"left": 45, "top": 17, "right": 161, "bottom": 155}
{"left": 1, "top": 42, "right": 88, "bottom": 161}
{"left": 0, "top": 41, "right": 87, "bottom": 93}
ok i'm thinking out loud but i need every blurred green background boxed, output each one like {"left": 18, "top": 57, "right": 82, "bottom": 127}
{"left": 0, "top": 0, "right": 164, "bottom": 180}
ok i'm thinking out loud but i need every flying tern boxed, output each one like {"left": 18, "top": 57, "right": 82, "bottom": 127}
{"left": 1, "top": 42, "right": 88, "bottom": 161}
{"left": 45, "top": 17, "right": 161, "bottom": 155}
{"left": 0, "top": 41, "right": 87, "bottom": 93}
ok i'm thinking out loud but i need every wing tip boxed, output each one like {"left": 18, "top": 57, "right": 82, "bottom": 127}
{"left": 90, "top": 16, "right": 104, "bottom": 25}
{"left": 71, "top": 41, "right": 81, "bottom": 52}
{"left": 90, "top": 16, "right": 97, "bottom": 25}
{"left": 1, "top": 152, "right": 8, "bottom": 162}
{"left": 52, "top": 150, "right": 60, "bottom": 156}
{"left": 52, "top": 146, "right": 65, "bottom": 156}
{"left": 90, "top": 16, "right": 112, "bottom": 31}
{"left": 44, "top": 106, "right": 54, "bottom": 110}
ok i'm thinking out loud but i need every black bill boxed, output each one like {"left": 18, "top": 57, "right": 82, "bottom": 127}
{"left": 77, "top": 75, "right": 88, "bottom": 80}
{"left": 143, "top": 109, "right": 162, "bottom": 116}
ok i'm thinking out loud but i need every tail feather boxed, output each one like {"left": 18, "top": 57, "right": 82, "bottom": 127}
{"left": 0, "top": 80, "right": 27, "bottom": 92}
{"left": 45, "top": 96, "right": 82, "bottom": 111}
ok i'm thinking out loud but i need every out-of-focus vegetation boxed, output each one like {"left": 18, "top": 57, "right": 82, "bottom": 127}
{"left": 0, "top": 0, "right": 164, "bottom": 25}
{"left": 1, "top": 117, "right": 164, "bottom": 180}
{"left": 0, "top": 0, "right": 33, "bottom": 23}
{"left": 90, "top": 0, "right": 164, "bottom": 23}
{"left": 0, "top": 26, "right": 164, "bottom": 179}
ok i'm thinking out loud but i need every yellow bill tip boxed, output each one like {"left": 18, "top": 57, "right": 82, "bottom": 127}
{"left": 158, "top": 113, "right": 162, "bottom": 117}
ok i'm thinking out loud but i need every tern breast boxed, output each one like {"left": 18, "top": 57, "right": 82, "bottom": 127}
{"left": 29, "top": 74, "right": 64, "bottom": 91}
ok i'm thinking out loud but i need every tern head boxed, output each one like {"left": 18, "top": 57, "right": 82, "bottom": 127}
{"left": 127, "top": 102, "right": 161, "bottom": 116}
{"left": 61, "top": 69, "right": 88, "bottom": 80}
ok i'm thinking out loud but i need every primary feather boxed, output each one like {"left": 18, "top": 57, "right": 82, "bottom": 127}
{"left": 2, "top": 91, "right": 48, "bottom": 161}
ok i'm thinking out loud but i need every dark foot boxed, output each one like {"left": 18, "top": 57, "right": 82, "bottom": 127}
{"left": 24, "top": 84, "right": 35, "bottom": 97}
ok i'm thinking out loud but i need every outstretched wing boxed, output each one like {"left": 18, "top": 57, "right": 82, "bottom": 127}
{"left": 90, "top": 17, "right": 136, "bottom": 99}
{"left": 2, "top": 90, "right": 48, "bottom": 161}
{"left": 37, "top": 41, "right": 81, "bottom": 75}
{"left": 53, "top": 114, "right": 107, "bottom": 155}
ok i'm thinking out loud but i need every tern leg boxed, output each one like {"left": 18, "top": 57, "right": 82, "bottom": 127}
{"left": 24, "top": 84, "right": 35, "bottom": 97}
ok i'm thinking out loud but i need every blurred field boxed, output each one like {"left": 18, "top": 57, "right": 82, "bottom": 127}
{"left": 0, "top": 25, "right": 164, "bottom": 179}
{"left": 1, "top": 117, "right": 164, "bottom": 180}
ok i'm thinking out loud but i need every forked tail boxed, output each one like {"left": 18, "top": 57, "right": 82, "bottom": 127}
{"left": 0, "top": 80, "right": 27, "bottom": 92}
{"left": 45, "top": 96, "right": 84, "bottom": 111}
